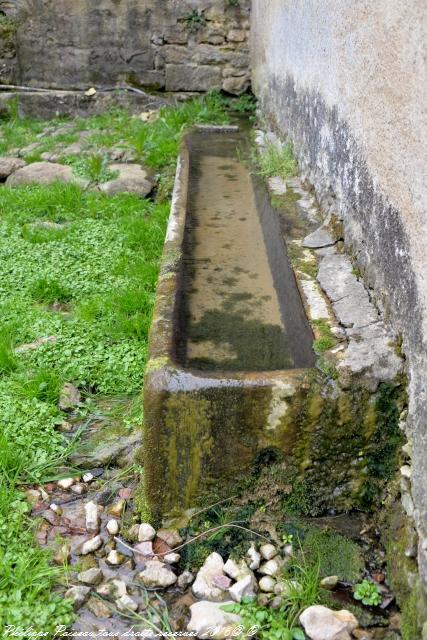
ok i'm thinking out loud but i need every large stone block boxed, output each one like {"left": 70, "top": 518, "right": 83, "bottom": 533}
{"left": 165, "top": 64, "right": 222, "bottom": 92}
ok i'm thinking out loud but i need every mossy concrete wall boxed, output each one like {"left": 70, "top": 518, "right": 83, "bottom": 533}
{"left": 250, "top": 0, "right": 427, "bottom": 611}
{"left": 0, "top": 0, "right": 250, "bottom": 94}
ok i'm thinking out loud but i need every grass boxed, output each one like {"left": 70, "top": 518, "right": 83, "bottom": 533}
{"left": 256, "top": 140, "right": 297, "bottom": 181}
{"left": 0, "top": 93, "right": 232, "bottom": 634}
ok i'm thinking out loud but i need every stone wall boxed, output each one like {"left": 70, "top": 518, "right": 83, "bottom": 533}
{"left": 251, "top": 0, "right": 427, "bottom": 625}
{"left": 0, "top": 0, "right": 250, "bottom": 94}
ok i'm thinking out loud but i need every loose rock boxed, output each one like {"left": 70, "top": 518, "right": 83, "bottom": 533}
{"left": 26, "top": 489, "right": 41, "bottom": 504}
{"left": 116, "top": 593, "right": 138, "bottom": 612}
{"left": 106, "top": 519, "right": 120, "bottom": 536}
{"left": 274, "top": 580, "right": 302, "bottom": 596}
{"left": 134, "top": 541, "right": 154, "bottom": 557}
{"left": 247, "top": 544, "right": 261, "bottom": 570}
{"left": 78, "top": 567, "right": 103, "bottom": 586}
{"left": 106, "top": 550, "right": 125, "bottom": 566}
{"left": 138, "top": 559, "right": 177, "bottom": 588}
{"left": 85, "top": 500, "right": 100, "bottom": 533}
{"left": 65, "top": 585, "right": 90, "bottom": 611}
{"left": 97, "top": 578, "right": 127, "bottom": 599}
{"left": 192, "top": 552, "right": 226, "bottom": 601}
{"left": 138, "top": 523, "right": 156, "bottom": 542}
{"left": 259, "top": 559, "right": 280, "bottom": 576}
{"left": 0, "top": 156, "right": 27, "bottom": 180}
{"left": 300, "top": 605, "right": 358, "bottom": 640}
{"left": 157, "top": 528, "right": 182, "bottom": 548}
{"left": 81, "top": 535, "right": 103, "bottom": 555}
{"left": 50, "top": 503, "right": 62, "bottom": 515}
{"left": 99, "top": 163, "right": 154, "bottom": 197}
{"left": 59, "top": 383, "right": 81, "bottom": 411}
{"left": 178, "top": 570, "right": 194, "bottom": 589}
{"left": 53, "top": 542, "right": 71, "bottom": 565}
{"left": 259, "top": 576, "right": 276, "bottom": 592}
{"left": 187, "top": 600, "right": 241, "bottom": 640}
{"left": 164, "top": 552, "right": 180, "bottom": 564}
{"left": 260, "top": 544, "right": 277, "bottom": 560}
{"left": 87, "top": 596, "right": 112, "bottom": 618}
{"left": 224, "top": 558, "right": 250, "bottom": 580}
{"left": 6, "top": 162, "right": 84, "bottom": 187}
{"left": 320, "top": 576, "right": 339, "bottom": 590}
{"left": 109, "top": 500, "right": 125, "bottom": 517}
{"left": 71, "top": 483, "right": 86, "bottom": 495}
{"left": 229, "top": 574, "right": 257, "bottom": 603}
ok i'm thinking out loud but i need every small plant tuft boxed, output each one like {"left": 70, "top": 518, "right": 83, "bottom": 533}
{"left": 256, "top": 141, "right": 297, "bottom": 181}
{"left": 182, "top": 9, "right": 206, "bottom": 32}
{"left": 30, "top": 278, "right": 72, "bottom": 304}
{"left": 353, "top": 580, "right": 382, "bottom": 606}
{"left": 66, "top": 153, "right": 118, "bottom": 184}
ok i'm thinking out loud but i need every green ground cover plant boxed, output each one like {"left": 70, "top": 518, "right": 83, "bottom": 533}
{"left": 0, "top": 94, "right": 232, "bottom": 634}
{"left": 353, "top": 579, "right": 382, "bottom": 606}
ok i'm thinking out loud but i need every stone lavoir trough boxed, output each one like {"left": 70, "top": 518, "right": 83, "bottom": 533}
{"left": 143, "top": 125, "right": 406, "bottom": 522}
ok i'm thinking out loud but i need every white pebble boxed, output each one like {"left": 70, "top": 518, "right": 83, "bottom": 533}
{"left": 83, "top": 472, "right": 94, "bottom": 483}
{"left": 106, "top": 519, "right": 120, "bottom": 536}
{"left": 164, "top": 552, "right": 180, "bottom": 564}
{"left": 138, "top": 523, "right": 156, "bottom": 542}
{"left": 259, "top": 576, "right": 276, "bottom": 592}
{"left": 116, "top": 594, "right": 138, "bottom": 612}
{"left": 260, "top": 544, "right": 277, "bottom": 560}
{"left": 84, "top": 500, "right": 100, "bottom": 533}
{"left": 106, "top": 550, "right": 124, "bottom": 566}
{"left": 81, "top": 535, "right": 102, "bottom": 555}
{"left": 57, "top": 477, "right": 74, "bottom": 490}
{"left": 259, "top": 559, "right": 280, "bottom": 576}
{"left": 50, "top": 503, "right": 62, "bottom": 515}
{"left": 247, "top": 544, "right": 261, "bottom": 570}
{"left": 70, "top": 483, "right": 86, "bottom": 495}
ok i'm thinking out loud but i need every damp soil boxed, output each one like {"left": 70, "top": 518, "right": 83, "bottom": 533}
{"left": 177, "top": 130, "right": 315, "bottom": 371}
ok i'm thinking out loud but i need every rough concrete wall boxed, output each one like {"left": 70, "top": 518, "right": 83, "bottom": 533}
{"left": 0, "top": 0, "right": 250, "bottom": 94}
{"left": 251, "top": 0, "right": 427, "bottom": 603}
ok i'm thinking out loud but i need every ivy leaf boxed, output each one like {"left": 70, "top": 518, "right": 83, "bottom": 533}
{"left": 292, "top": 629, "right": 306, "bottom": 640}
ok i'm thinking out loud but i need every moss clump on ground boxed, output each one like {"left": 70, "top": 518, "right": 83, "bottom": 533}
{"left": 300, "top": 525, "right": 363, "bottom": 582}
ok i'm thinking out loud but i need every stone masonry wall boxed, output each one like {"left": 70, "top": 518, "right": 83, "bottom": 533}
{"left": 251, "top": 0, "right": 427, "bottom": 622}
{"left": 0, "top": 0, "right": 250, "bottom": 94}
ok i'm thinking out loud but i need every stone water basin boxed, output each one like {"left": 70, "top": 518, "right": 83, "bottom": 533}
{"left": 143, "top": 126, "right": 316, "bottom": 520}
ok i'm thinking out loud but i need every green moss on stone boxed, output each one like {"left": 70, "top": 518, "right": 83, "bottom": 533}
{"left": 401, "top": 589, "right": 420, "bottom": 640}
{"left": 301, "top": 525, "right": 363, "bottom": 582}
{"left": 163, "top": 394, "right": 214, "bottom": 512}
